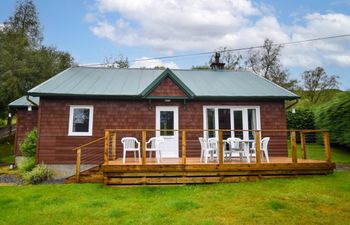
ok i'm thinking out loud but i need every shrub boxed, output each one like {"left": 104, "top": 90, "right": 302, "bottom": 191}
{"left": 315, "top": 91, "right": 350, "bottom": 147}
{"left": 286, "top": 108, "right": 315, "bottom": 130}
{"left": 18, "top": 157, "right": 36, "bottom": 172}
{"left": 20, "top": 128, "right": 37, "bottom": 157}
{"left": 286, "top": 108, "right": 315, "bottom": 142}
{"left": 22, "top": 163, "right": 53, "bottom": 184}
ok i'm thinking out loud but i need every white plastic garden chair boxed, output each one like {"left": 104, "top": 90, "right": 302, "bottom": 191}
{"left": 146, "top": 136, "right": 165, "bottom": 163}
{"left": 121, "top": 137, "right": 141, "bottom": 163}
{"left": 206, "top": 137, "right": 219, "bottom": 163}
{"left": 250, "top": 137, "right": 270, "bottom": 162}
{"left": 198, "top": 137, "right": 217, "bottom": 163}
{"left": 226, "top": 137, "right": 247, "bottom": 161}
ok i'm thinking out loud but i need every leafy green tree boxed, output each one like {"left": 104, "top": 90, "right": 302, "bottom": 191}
{"left": 4, "top": 0, "right": 42, "bottom": 47}
{"left": 192, "top": 65, "right": 210, "bottom": 70}
{"left": 0, "top": 0, "right": 73, "bottom": 118}
{"left": 154, "top": 66, "right": 166, "bottom": 69}
{"left": 301, "top": 67, "right": 339, "bottom": 104}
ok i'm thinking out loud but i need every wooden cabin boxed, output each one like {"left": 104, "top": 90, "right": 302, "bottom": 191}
{"left": 9, "top": 67, "right": 334, "bottom": 185}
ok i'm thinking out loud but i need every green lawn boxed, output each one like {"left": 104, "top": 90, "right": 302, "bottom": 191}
{"left": 0, "top": 142, "right": 14, "bottom": 164}
{"left": 288, "top": 143, "right": 350, "bottom": 163}
{"left": 0, "top": 171, "right": 349, "bottom": 225}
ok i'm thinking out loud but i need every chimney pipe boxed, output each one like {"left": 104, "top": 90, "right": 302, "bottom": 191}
{"left": 210, "top": 52, "right": 225, "bottom": 70}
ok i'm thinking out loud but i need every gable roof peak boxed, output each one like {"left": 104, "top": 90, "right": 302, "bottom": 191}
{"left": 141, "top": 68, "right": 195, "bottom": 98}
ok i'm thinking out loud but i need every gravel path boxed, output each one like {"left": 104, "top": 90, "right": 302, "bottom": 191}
{"left": 0, "top": 174, "right": 23, "bottom": 185}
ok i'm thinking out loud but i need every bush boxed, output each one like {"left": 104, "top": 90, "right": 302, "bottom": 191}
{"left": 22, "top": 163, "right": 53, "bottom": 184}
{"left": 315, "top": 91, "right": 350, "bottom": 147}
{"left": 18, "top": 157, "right": 36, "bottom": 172}
{"left": 286, "top": 108, "right": 315, "bottom": 142}
{"left": 286, "top": 108, "right": 315, "bottom": 130}
{"left": 20, "top": 128, "right": 37, "bottom": 157}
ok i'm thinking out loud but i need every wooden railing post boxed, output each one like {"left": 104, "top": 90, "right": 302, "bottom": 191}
{"left": 104, "top": 130, "right": 109, "bottom": 165}
{"left": 323, "top": 131, "right": 331, "bottom": 163}
{"left": 290, "top": 131, "right": 298, "bottom": 163}
{"left": 76, "top": 148, "right": 81, "bottom": 183}
{"left": 142, "top": 130, "right": 146, "bottom": 165}
{"left": 255, "top": 130, "right": 261, "bottom": 164}
{"left": 111, "top": 132, "right": 117, "bottom": 160}
{"left": 218, "top": 130, "right": 224, "bottom": 165}
{"left": 182, "top": 130, "right": 186, "bottom": 164}
{"left": 300, "top": 131, "right": 307, "bottom": 159}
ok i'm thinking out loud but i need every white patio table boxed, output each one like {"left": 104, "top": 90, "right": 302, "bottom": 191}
{"left": 239, "top": 139, "right": 255, "bottom": 163}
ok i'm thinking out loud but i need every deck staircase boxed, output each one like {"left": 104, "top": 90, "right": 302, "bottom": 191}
{"left": 65, "top": 166, "right": 104, "bottom": 184}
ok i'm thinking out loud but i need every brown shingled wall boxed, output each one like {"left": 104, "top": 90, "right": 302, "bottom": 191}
{"left": 37, "top": 97, "right": 287, "bottom": 164}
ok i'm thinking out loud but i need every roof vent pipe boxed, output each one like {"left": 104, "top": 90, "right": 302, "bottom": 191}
{"left": 210, "top": 52, "right": 225, "bottom": 70}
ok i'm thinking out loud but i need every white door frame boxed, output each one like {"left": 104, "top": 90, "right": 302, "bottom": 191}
{"left": 156, "top": 106, "right": 179, "bottom": 158}
{"left": 202, "top": 106, "right": 261, "bottom": 139}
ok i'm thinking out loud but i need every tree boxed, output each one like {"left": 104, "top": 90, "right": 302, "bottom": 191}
{"left": 245, "top": 39, "right": 297, "bottom": 90}
{"left": 301, "top": 67, "right": 339, "bottom": 104}
{"left": 192, "top": 65, "right": 210, "bottom": 70}
{"left": 0, "top": 0, "right": 73, "bottom": 118}
{"left": 104, "top": 55, "right": 129, "bottom": 68}
{"left": 4, "top": 0, "right": 42, "bottom": 47}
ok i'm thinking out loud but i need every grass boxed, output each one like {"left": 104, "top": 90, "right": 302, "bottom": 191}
{"left": 288, "top": 142, "right": 350, "bottom": 163}
{"left": 0, "top": 171, "right": 350, "bottom": 225}
{"left": 0, "top": 142, "right": 14, "bottom": 164}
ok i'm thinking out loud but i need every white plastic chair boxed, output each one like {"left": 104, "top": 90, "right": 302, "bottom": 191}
{"left": 207, "top": 137, "right": 219, "bottom": 163}
{"left": 121, "top": 137, "right": 141, "bottom": 163}
{"left": 198, "top": 137, "right": 218, "bottom": 163}
{"left": 146, "top": 136, "right": 165, "bottom": 163}
{"left": 198, "top": 137, "right": 207, "bottom": 162}
{"left": 251, "top": 137, "right": 270, "bottom": 162}
{"left": 226, "top": 137, "right": 247, "bottom": 161}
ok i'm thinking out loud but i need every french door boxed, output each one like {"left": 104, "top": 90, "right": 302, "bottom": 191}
{"left": 203, "top": 106, "right": 260, "bottom": 140}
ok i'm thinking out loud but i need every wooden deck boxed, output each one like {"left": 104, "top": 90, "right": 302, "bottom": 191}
{"left": 107, "top": 157, "right": 324, "bottom": 165}
{"left": 67, "top": 129, "right": 335, "bottom": 185}
{"left": 66, "top": 157, "right": 335, "bottom": 185}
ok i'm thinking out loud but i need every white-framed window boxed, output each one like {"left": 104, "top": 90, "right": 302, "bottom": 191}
{"left": 68, "top": 105, "right": 94, "bottom": 136}
{"left": 203, "top": 106, "right": 261, "bottom": 140}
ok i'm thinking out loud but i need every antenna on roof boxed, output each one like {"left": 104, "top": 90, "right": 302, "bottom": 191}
{"left": 210, "top": 52, "right": 225, "bottom": 70}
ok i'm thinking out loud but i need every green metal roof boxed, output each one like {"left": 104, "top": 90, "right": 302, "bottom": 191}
{"left": 8, "top": 96, "right": 40, "bottom": 108}
{"left": 28, "top": 66, "right": 299, "bottom": 100}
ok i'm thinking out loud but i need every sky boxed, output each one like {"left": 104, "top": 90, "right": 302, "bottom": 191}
{"left": 1, "top": 0, "right": 350, "bottom": 89}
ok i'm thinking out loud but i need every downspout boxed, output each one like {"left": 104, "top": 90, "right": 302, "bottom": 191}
{"left": 26, "top": 95, "right": 38, "bottom": 107}
{"left": 286, "top": 99, "right": 299, "bottom": 110}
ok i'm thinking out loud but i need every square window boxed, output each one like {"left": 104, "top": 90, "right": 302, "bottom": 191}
{"left": 68, "top": 106, "right": 93, "bottom": 136}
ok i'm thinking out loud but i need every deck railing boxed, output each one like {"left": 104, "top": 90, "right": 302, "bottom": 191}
{"left": 73, "top": 129, "right": 332, "bottom": 183}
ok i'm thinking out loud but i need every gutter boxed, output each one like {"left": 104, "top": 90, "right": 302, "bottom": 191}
{"left": 26, "top": 95, "right": 38, "bottom": 107}
{"left": 286, "top": 99, "right": 299, "bottom": 109}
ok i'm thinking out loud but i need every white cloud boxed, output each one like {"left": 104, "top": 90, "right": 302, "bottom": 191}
{"left": 88, "top": 0, "right": 350, "bottom": 69}
{"left": 131, "top": 57, "right": 179, "bottom": 69}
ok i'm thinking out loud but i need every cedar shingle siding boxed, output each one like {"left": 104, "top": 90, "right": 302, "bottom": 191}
{"left": 37, "top": 97, "right": 287, "bottom": 164}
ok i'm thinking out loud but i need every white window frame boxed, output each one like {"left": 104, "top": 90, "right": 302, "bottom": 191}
{"left": 68, "top": 105, "right": 94, "bottom": 136}
{"left": 203, "top": 106, "right": 261, "bottom": 139}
